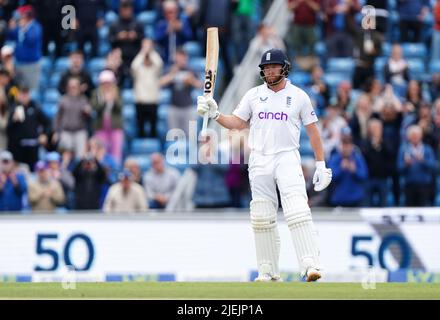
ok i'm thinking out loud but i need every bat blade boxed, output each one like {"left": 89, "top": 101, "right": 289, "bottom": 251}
{"left": 201, "top": 27, "right": 219, "bottom": 137}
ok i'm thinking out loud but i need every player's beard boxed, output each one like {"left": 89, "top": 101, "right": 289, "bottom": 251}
{"left": 265, "top": 74, "right": 284, "bottom": 86}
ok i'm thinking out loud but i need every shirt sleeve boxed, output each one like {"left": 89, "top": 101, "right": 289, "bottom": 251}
{"left": 232, "top": 89, "right": 253, "bottom": 121}
{"left": 299, "top": 90, "right": 318, "bottom": 126}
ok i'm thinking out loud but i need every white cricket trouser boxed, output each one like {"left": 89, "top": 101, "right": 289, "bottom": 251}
{"left": 248, "top": 149, "right": 320, "bottom": 279}
{"left": 248, "top": 149, "right": 307, "bottom": 204}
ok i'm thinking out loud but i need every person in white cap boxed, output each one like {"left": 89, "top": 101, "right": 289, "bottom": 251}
{"left": 197, "top": 49, "right": 332, "bottom": 282}
{"left": 90, "top": 70, "right": 124, "bottom": 165}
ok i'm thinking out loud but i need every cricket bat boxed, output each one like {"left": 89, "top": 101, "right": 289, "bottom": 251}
{"left": 200, "top": 27, "right": 219, "bottom": 137}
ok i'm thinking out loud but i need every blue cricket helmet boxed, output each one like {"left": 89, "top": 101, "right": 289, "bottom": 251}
{"left": 259, "top": 49, "right": 291, "bottom": 79}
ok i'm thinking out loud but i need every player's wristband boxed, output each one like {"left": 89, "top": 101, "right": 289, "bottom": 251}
{"left": 315, "top": 161, "right": 326, "bottom": 169}
{"left": 213, "top": 111, "right": 221, "bottom": 121}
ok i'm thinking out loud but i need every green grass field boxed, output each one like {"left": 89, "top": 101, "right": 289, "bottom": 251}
{"left": 0, "top": 282, "right": 439, "bottom": 299}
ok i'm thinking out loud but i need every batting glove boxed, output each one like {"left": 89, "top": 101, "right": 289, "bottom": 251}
{"left": 313, "top": 161, "right": 332, "bottom": 192}
{"left": 197, "top": 96, "right": 220, "bottom": 120}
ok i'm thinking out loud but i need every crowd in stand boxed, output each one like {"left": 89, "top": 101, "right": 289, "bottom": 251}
{"left": 0, "top": 0, "right": 439, "bottom": 212}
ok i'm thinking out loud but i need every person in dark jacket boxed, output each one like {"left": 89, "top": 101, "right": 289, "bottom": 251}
{"left": 397, "top": 125, "right": 436, "bottom": 207}
{"left": 58, "top": 50, "right": 95, "bottom": 98}
{"left": 73, "top": 153, "right": 107, "bottom": 210}
{"left": 6, "top": 85, "right": 50, "bottom": 171}
{"left": 32, "top": 0, "right": 68, "bottom": 58}
{"left": 108, "top": 0, "right": 144, "bottom": 86}
{"left": 361, "top": 119, "right": 393, "bottom": 207}
{"left": 73, "top": 0, "right": 106, "bottom": 58}
{"left": 328, "top": 130, "right": 369, "bottom": 207}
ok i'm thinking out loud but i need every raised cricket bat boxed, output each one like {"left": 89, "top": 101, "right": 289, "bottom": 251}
{"left": 201, "top": 27, "right": 219, "bottom": 137}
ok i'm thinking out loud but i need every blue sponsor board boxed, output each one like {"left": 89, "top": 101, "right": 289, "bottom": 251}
{"left": 0, "top": 275, "right": 32, "bottom": 282}
{"left": 105, "top": 274, "right": 176, "bottom": 282}
{"left": 388, "top": 269, "right": 440, "bottom": 283}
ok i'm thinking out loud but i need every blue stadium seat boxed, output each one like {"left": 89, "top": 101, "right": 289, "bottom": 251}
{"left": 98, "top": 42, "right": 111, "bottom": 57}
{"left": 54, "top": 57, "right": 70, "bottom": 73}
{"left": 42, "top": 103, "right": 58, "bottom": 120}
{"left": 381, "top": 42, "right": 391, "bottom": 57}
{"left": 158, "top": 104, "right": 169, "bottom": 121}
{"left": 88, "top": 58, "right": 106, "bottom": 73}
{"left": 43, "top": 89, "right": 60, "bottom": 104}
{"left": 30, "top": 90, "right": 41, "bottom": 103}
{"left": 299, "top": 141, "right": 314, "bottom": 157}
{"left": 125, "top": 155, "right": 152, "bottom": 173}
{"left": 429, "top": 60, "right": 440, "bottom": 73}
{"left": 326, "top": 58, "right": 355, "bottom": 76}
{"left": 122, "top": 104, "right": 136, "bottom": 121}
{"left": 157, "top": 120, "right": 168, "bottom": 141}
{"left": 49, "top": 72, "right": 62, "bottom": 88}
{"left": 137, "top": 11, "right": 157, "bottom": 26}
{"left": 374, "top": 57, "right": 387, "bottom": 80}
{"left": 183, "top": 41, "right": 202, "bottom": 57}
{"left": 144, "top": 25, "right": 154, "bottom": 39}
{"left": 40, "top": 57, "right": 53, "bottom": 74}
{"left": 98, "top": 26, "right": 109, "bottom": 41}
{"left": 401, "top": 43, "right": 427, "bottom": 59}
{"left": 407, "top": 58, "right": 426, "bottom": 79}
{"left": 124, "top": 119, "right": 137, "bottom": 140}
{"left": 131, "top": 138, "right": 161, "bottom": 155}
{"left": 122, "top": 89, "right": 134, "bottom": 104}
{"left": 105, "top": 11, "right": 118, "bottom": 25}
{"left": 159, "top": 89, "right": 171, "bottom": 105}
{"left": 289, "top": 72, "right": 311, "bottom": 87}
{"left": 323, "top": 73, "right": 346, "bottom": 93}
{"left": 188, "top": 57, "right": 206, "bottom": 73}
{"left": 314, "top": 41, "right": 326, "bottom": 58}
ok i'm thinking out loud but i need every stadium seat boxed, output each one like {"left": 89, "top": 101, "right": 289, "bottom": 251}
{"left": 326, "top": 58, "right": 355, "bottom": 76}
{"left": 158, "top": 104, "right": 169, "bottom": 121}
{"left": 137, "top": 11, "right": 157, "bottom": 26}
{"left": 125, "top": 155, "right": 152, "bottom": 173}
{"left": 30, "top": 90, "right": 41, "bottom": 103}
{"left": 183, "top": 41, "right": 202, "bottom": 57}
{"left": 314, "top": 41, "right": 326, "bottom": 58}
{"left": 131, "top": 138, "right": 161, "bottom": 155}
{"left": 159, "top": 89, "right": 171, "bottom": 105}
{"left": 401, "top": 43, "right": 427, "bottom": 59}
{"left": 299, "top": 141, "right": 314, "bottom": 157}
{"left": 88, "top": 58, "right": 106, "bottom": 73}
{"left": 54, "top": 57, "right": 70, "bottom": 73}
{"left": 381, "top": 42, "right": 391, "bottom": 57}
{"left": 42, "top": 102, "right": 58, "bottom": 120}
{"left": 157, "top": 120, "right": 168, "bottom": 141}
{"left": 122, "top": 89, "right": 134, "bottom": 105}
{"left": 323, "top": 73, "right": 346, "bottom": 94}
{"left": 43, "top": 89, "right": 60, "bottom": 104}
{"left": 429, "top": 60, "right": 440, "bottom": 74}
{"left": 40, "top": 57, "right": 52, "bottom": 74}
{"left": 289, "top": 72, "right": 311, "bottom": 87}
{"left": 105, "top": 11, "right": 118, "bottom": 25}
{"left": 98, "top": 26, "right": 109, "bottom": 41}
{"left": 98, "top": 42, "right": 111, "bottom": 57}
{"left": 122, "top": 104, "right": 136, "bottom": 121}
{"left": 407, "top": 58, "right": 426, "bottom": 79}
{"left": 188, "top": 57, "right": 206, "bottom": 73}
{"left": 144, "top": 25, "right": 154, "bottom": 39}
{"left": 49, "top": 72, "right": 62, "bottom": 88}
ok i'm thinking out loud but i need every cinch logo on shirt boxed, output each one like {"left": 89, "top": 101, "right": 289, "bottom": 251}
{"left": 258, "top": 111, "right": 288, "bottom": 121}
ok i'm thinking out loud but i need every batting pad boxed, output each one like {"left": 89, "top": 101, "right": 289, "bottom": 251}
{"left": 282, "top": 195, "right": 320, "bottom": 276}
{"left": 250, "top": 198, "right": 280, "bottom": 279}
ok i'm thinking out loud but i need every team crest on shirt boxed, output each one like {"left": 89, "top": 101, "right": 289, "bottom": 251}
{"left": 286, "top": 96, "right": 292, "bottom": 107}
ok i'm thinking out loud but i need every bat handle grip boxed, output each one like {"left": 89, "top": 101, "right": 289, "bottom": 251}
{"left": 201, "top": 112, "right": 209, "bottom": 137}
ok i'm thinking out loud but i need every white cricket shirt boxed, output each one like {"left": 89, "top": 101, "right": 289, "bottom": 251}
{"left": 232, "top": 79, "right": 318, "bottom": 155}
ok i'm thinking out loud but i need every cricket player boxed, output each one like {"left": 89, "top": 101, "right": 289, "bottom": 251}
{"left": 197, "top": 49, "right": 332, "bottom": 282}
